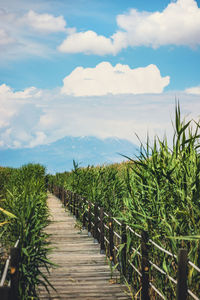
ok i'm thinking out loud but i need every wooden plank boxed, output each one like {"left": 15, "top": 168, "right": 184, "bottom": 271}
{"left": 38, "top": 193, "right": 131, "bottom": 300}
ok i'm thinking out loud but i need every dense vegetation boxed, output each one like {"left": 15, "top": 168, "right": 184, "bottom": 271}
{"left": 0, "top": 164, "right": 52, "bottom": 299}
{"left": 0, "top": 104, "right": 199, "bottom": 298}
{"left": 49, "top": 105, "right": 200, "bottom": 297}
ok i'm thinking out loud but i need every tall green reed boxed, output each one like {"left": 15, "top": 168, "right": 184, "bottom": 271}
{"left": 122, "top": 103, "right": 200, "bottom": 296}
{"left": 0, "top": 164, "right": 53, "bottom": 299}
{"left": 48, "top": 103, "right": 200, "bottom": 297}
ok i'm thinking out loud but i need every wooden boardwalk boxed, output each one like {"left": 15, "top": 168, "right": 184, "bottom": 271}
{"left": 39, "top": 193, "right": 131, "bottom": 300}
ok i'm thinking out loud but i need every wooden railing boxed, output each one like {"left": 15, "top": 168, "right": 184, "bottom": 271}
{"left": 50, "top": 184, "right": 200, "bottom": 300}
{"left": 0, "top": 238, "right": 20, "bottom": 300}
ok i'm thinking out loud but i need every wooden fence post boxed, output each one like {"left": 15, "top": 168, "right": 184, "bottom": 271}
{"left": 55, "top": 185, "right": 57, "bottom": 197}
{"left": 76, "top": 194, "right": 79, "bottom": 219}
{"left": 53, "top": 185, "right": 55, "bottom": 196}
{"left": 176, "top": 249, "right": 188, "bottom": 300}
{"left": 10, "top": 247, "right": 20, "bottom": 300}
{"left": 141, "top": 230, "right": 150, "bottom": 300}
{"left": 93, "top": 204, "right": 99, "bottom": 243}
{"left": 88, "top": 201, "right": 92, "bottom": 236}
{"left": 100, "top": 207, "right": 105, "bottom": 254}
{"left": 82, "top": 198, "right": 86, "bottom": 229}
{"left": 121, "top": 222, "right": 127, "bottom": 278}
{"left": 61, "top": 188, "right": 64, "bottom": 204}
{"left": 67, "top": 190, "right": 70, "bottom": 208}
{"left": 67, "top": 191, "right": 70, "bottom": 209}
{"left": 60, "top": 187, "right": 62, "bottom": 201}
{"left": 73, "top": 193, "right": 76, "bottom": 216}
{"left": 63, "top": 190, "right": 66, "bottom": 207}
{"left": 60, "top": 187, "right": 62, "bottom": 200}
{"left": 69, "top": 192, "right": 72, "bottom": 212}
{"left": 109, "top": 216, "right": 114, "bottom": 264}
{"left": 0, "top": 287, "right": 10, "bottom": 300}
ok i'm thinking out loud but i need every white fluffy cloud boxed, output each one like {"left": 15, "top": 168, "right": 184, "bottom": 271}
{"left": 59, "top": 0, "right": 200, "bottom": 55}
{"left": 29, "top": 131, "right": 47, "bottom": 147}
{"left": 58, "top": 29, "right": 127, "bottom": 55}
{"left": 0, "top": 84, "right": 44, "bottom": 148}
{"left": 58, "top": 30, "right": 117, "bottom": 55}
{"left": 0, "top": 83, "right": 200, "bottom": 149}
{"left": 0, "top": 84, "right": 41, "bottom": 99}
{"left": 185, "top": 85, "right": 200, "bottom": 94}
{"left": 61, "top": 62, "right": 170, "bottom": 96}
{"left": 115, "top": 0, "right": 200, "bottom": 48}
{"left": 22, "top": 10, "right": 67, "bottom": 33}
{"left": 0, "top": 8, "right": 67, "bottom": 59}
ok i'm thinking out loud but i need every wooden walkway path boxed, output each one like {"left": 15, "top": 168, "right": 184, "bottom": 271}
{"left": 39, "top": 193, "right": 131, "bottom": 300}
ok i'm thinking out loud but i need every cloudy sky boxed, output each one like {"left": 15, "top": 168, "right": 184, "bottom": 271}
{"left": 0, "top": 0, "right": 200, "bottom": 149}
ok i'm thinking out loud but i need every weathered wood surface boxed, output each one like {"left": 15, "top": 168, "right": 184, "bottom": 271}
{"left": 39, "top": 193, "right": 131, "bottom": 299}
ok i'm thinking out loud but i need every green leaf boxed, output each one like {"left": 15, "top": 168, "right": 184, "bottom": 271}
{"left": 0, "top": 207, "right": 17, "bottom": 219}
{"left": 167, "top": 235, "right": 200, "bottom": 241}
{"left": 22, "top": 247, "right": 29, "bottom": 256}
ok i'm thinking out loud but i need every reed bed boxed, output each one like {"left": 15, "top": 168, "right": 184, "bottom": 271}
{"left": 49, "top": 104, "right": 200, "bottom": 298}
{"left": 0, "top": 163, "right": 53, "bottom": 299}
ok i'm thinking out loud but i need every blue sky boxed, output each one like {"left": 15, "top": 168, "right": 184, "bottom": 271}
{"left": 0, "top": 0, "right": 200, "bottom": 150}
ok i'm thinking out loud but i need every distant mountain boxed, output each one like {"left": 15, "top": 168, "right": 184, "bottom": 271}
{"left": 0, "top": 136, "right": 139, "bottom": 174}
